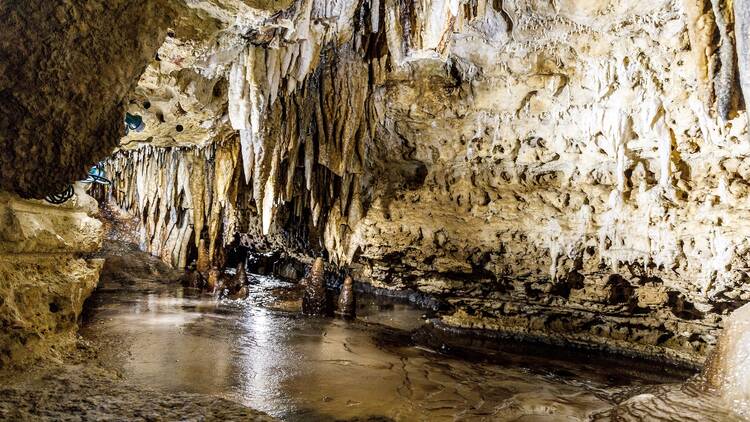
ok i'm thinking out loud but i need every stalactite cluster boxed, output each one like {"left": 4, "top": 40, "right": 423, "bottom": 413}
{"left": 99, "top": 0, "right": 750, "bottom": 364}
{"left": 106, "top": 35, "right": 379, "bottom": 267}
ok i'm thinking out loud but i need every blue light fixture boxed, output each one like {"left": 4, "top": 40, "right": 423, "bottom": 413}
{"left": 124, "top": 113, "right": 146, "bottom": 134}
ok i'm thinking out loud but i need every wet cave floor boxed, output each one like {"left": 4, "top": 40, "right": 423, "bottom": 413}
{"left": 1, "top": 240, "right": 746, "bottom": 421}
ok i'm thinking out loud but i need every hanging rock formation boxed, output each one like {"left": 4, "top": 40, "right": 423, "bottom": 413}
{"left": 98, "top": 0, "right": 750, "bottom": 365}
{"left": 735, "top": 0, "right": 750, "bottom": 127}
{"left": 0, "top": 0, "right": 178, "bottom": 198}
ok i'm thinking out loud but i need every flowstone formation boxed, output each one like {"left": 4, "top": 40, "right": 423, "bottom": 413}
{"left": 104, "top": 0, "right": 750, "bottom": 365}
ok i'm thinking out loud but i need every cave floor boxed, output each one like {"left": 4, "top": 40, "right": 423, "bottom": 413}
{"left": 0, "top": 241, "right": 745, "bottom": 421}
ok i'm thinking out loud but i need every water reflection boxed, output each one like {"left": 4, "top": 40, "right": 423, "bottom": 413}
{"left": 82, "top": 259, "right": 744, "bottom": 421}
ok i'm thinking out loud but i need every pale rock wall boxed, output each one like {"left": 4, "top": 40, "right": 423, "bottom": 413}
{"left": 355, "top": 0, "right": 750, "bottom": 364}
{"left": 704, "top": 302, "right": 750, "bottom": 417}
{"left": 0, "top": 188, "right": 104, "bottom": 367}
{"left": 104, "top": 0, "right": 750, "bottom": 364}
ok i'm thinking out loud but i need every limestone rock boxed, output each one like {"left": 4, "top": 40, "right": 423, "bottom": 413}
{"left": 0, "top": 0, "right": 177, "bottom": 198}
{"left": 98, "top": 0, "right": 750, "bottom": 363}
{"left": 335, "top": 275, "right": 356, "bottom": 319}
{"left": 302, "top": 257, "right": 327, "bottom": 315}
{"left": 704, "top": 302, "right": 750, "bottom": 416}
{"left": 0, "top": 191, "right": 104, "bottom": 367}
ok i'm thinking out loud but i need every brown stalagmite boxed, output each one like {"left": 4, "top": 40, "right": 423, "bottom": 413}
{"left": 207, "top": 267, "right": 221, "bottom": 292}
{"left": 196, "top": 239, "right": 210, "bottom": 276}
{"left": 224, "top": 261, "right": 249, "bottom": 300}
{"left": 235, "top": 261, "right": 248, "bottom": 286}
{"left": 302, "top": 257, "right": 327, "bottom": 315}
{"left": 335, "top": 275, "right": 356, "bottom": 319}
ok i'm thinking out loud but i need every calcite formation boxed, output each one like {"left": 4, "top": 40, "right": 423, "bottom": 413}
{"left": 0, "top": 188, "right": 104, "bottom": 367}
{"left": 704, "top": 302, "right": 750, "bottom": 416}
{"left": 101, "top": 0, "right": 750, "bottom": 364}
{"left": 336, "top": 275, "right": 356, "bottom": 319}
{"left": 302, "top": 257, "right": 327, "bottom": 315}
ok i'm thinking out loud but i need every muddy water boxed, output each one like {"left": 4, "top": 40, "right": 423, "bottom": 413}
{"left": 80, "top": 246, "right": 743, "bottom": 421}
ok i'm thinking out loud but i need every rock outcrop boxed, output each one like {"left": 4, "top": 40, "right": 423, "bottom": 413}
{"left": 100, "top": 0, "right": 750, "bottom": 364}
{"left": 0, "top": 188, "right": 104, "bottom": 367}
{"left": 0, "top": 0, "right": 178, "bottom": 198}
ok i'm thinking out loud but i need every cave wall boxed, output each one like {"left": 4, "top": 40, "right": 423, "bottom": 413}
{"left": 104, "top": 0, "right": 750, "bottom": 364}
{"left": 0, "top": 1, "right": 188, "bottom": 366}
{"left": 356, "top": 0, "right": 750, "bottom": 364}
{"left": 0, "top": 0, "right": 176, "bottom": 198}
{"left": 0, "top": 188, "right": 103, "bottom": 367}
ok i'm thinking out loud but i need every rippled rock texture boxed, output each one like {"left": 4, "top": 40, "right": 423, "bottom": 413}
{"left": 0, "top": 189, "right": 104, "bottom": 367}
{"left": 0, "top": 366, "right": 276, "bottom": 421}
{"left": 100, "top": 0, "right": 750, "bottom": 364}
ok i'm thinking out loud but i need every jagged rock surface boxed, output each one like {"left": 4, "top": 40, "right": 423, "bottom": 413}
{"left": 0, "top": 0, "right": 178, "bottom": 198}
{"left": 104, "top": 0, "right": 750, "bottom": 364}
{"left": 0, "top": 189, "right": 104, "bottom": 367}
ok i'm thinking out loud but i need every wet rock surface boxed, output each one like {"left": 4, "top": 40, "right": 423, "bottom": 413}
{"left": 0, "top": 237, "right": 275, "bottom": 421}
{"left": 14, "top": 239, "right": 731, "bottom": 421}
{"left": 0, "top": 365, "right": 275, "bottom": 422}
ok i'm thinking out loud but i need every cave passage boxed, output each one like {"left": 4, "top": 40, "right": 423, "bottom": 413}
{"left": 4, "top": 0, "right": 750, "bottom": 420}
{"left": 75, "top": 230, "right": 709, "bottom": 421}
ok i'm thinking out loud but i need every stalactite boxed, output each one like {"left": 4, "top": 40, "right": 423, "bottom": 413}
{"left": 734, "top": 0, "right": 750, "bottom": 125}
{"left": 103, "top": 0, "right": 495, "bottom": 268}
{"left": 683, "top": 0, "right": 716, "bottom": 111}
{"left": 710, "top": 0, "right": 738, "bottom": 121}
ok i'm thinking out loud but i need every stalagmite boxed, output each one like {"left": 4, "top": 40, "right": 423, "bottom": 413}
{"left": 703, "top": 303, "right": 750, "bottom": 412}
{"left": 223, "top": 261, "right": 249, "bottom": 300}
{"left": 235, "top": 261, "right": 247, "bottom": 286}
{"left": 335, "top": 275, "right": 356, "bottom": 319}
{"left": 302, "top": 257, "right": 327, "bottom": 315}
{"left": 207, "top": 267, "right": 221, "bottom": 292}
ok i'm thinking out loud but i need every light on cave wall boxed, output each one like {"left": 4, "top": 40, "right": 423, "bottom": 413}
{"left": 125, "top": 113, "right": 146, "bottom": 134}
